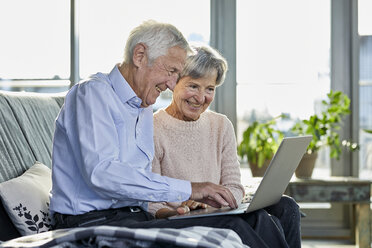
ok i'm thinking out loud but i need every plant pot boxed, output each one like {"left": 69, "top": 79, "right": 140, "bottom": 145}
{"left": 249, "top": 159, "right": 271, "bottom": 177}
{"left": 295, "top": 152, "right": 318, "bottom": 178}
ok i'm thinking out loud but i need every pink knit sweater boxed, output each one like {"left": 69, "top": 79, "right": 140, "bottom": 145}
{"left": 148, "top": 109, "right": 244, "bottom": 216}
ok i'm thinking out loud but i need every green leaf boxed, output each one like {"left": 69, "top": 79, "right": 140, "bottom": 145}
{"left": 257, "top": 152, "right": 265, "bottom": 168}
{"left": 238, "top": 116, "right": 283, "bottom": 168}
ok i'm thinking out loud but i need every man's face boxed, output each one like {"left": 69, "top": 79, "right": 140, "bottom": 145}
{"left": 135, "top": 46, "right": 187, "bottom": 108}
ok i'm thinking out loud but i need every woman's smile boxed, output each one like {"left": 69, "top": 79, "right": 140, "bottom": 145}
{"left": 186, "top": 99, "right": 202, "bottom": 109}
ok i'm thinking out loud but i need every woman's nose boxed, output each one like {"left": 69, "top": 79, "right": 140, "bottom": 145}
{"left": 194, "top": 92, "right": 205, "bottom": 103}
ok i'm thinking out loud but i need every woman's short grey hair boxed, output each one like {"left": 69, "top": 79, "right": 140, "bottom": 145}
{"left": 180, "top": 45, "right": 228, "bottom": 86}
{"left": 124, "top": 20, "right": 190, "bottom": 65}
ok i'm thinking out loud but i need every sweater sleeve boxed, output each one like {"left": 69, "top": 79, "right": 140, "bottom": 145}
{"left": 220, "top": 117, "right": 245, "bottom": 204}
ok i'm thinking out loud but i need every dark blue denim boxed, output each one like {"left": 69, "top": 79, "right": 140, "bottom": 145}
{"left": 264, "top": 195, "right": 302, "bottom": 248}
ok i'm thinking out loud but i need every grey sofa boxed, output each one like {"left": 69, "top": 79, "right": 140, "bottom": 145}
{"left": 0, "top": 90, "right": 64, "bottom": 241}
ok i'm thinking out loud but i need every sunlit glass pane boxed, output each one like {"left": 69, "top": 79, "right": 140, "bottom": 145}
{"left": 79, "top": 0, "right": 210, "bottom": 79}
{"left": 0, "top": 0, "right": 70, "bottom": 80}
{"left": 358, "top": 0, "right": 372, "bottom": 36}
{"left": 236, "top": 0, "right": 331, "bottom": 177}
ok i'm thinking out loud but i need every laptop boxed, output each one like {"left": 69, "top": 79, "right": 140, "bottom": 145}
{"left": 168, "top": 135, "right": 312, "bottom": 220}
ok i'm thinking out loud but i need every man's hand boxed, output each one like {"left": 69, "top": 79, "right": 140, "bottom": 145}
{"left": 190, "top": 182, "right": 238, "bottom": 209}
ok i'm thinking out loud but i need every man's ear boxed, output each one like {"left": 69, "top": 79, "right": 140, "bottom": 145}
{"left": 132, "top": 43, "right": 148, "bottom": 68}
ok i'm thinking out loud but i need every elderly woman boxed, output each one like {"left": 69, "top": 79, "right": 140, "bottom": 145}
{"left": 149, "top": 45, "right": 301, "bottom": 248}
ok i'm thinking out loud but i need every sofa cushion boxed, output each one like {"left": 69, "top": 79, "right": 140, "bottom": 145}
{"left": 51, "top": 92, "right": 66, "bottom": 108}
{"left": 3, "top": 91, "right": 63, "bottom": 168}
{"left": 0, "top": 161, "right": 52, "bottom": 236}
{"left": 0, "top": 93, "right": 36, "bottom": 183}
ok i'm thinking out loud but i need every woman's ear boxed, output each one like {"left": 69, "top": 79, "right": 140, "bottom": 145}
{"left": 132, "top": 43, "right": 148, "bottom": 68}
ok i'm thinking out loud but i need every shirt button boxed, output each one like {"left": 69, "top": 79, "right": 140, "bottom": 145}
{"left": 177, "top": 195, "right": 182, "bottom": 201}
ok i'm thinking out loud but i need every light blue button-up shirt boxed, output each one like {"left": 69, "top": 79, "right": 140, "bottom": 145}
{"left": 50, "top": 65, "right": 191, "bottom": 215}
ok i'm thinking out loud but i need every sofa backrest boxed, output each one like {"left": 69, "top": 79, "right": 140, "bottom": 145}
{"left": 0, "top": 91, "right": 65, "bottom": 183}
{"left": 0, "top": 90, "right": 65, "bottom": 241}
{"left": 0, "top": 94, "right": 35, "bottom": 183}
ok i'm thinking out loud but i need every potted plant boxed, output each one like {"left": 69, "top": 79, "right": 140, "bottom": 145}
{"left": 364, "top": 129, "right": 372, "bottom": 134}
{"left": 238, "top": 115, "right": 284, "bottom": 177}
{"left": 291, "top": 90, "right": 359, "bottom": 178}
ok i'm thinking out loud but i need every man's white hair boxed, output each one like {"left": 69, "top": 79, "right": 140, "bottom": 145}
{"left": 124, "top": 20, "right": 191, "bottom": 65}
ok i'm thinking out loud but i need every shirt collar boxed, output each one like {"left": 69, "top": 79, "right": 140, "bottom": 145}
{"left": 108, "top": 65, "right": 142, "bottom": 108}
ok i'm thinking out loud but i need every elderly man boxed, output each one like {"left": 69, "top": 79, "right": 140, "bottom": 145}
{"left": 50, "top": 20, "right": 289, "bottom": 248}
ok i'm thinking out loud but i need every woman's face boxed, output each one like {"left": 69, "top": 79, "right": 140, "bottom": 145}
{"left": 169, "top": 70, "right": 217, "bottom": 121}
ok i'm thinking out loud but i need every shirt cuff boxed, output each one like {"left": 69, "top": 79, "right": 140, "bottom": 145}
{"left": 164, "top": 177, "right": 191, "bottom": 202}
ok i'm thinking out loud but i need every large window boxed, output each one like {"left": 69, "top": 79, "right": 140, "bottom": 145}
{"left": 0, "top": 0, "right": 70, "bottom": 92}
{"left": 0, "top": 0, "right": 209, "bottom": 97}
{"left": 79, "top": 0, "right": 210, "bottom": 78}
{"left": 236, "top": 0, "right": 331, "bottom": 176}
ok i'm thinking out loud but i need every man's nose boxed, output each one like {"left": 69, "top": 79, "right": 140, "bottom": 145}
{"left": 166, "top": 74, "right": 179, "bottom": 91}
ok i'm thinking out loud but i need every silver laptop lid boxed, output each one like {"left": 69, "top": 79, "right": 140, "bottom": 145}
{"left": 246, "top": 136, "right": 312, "bottom": 213}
